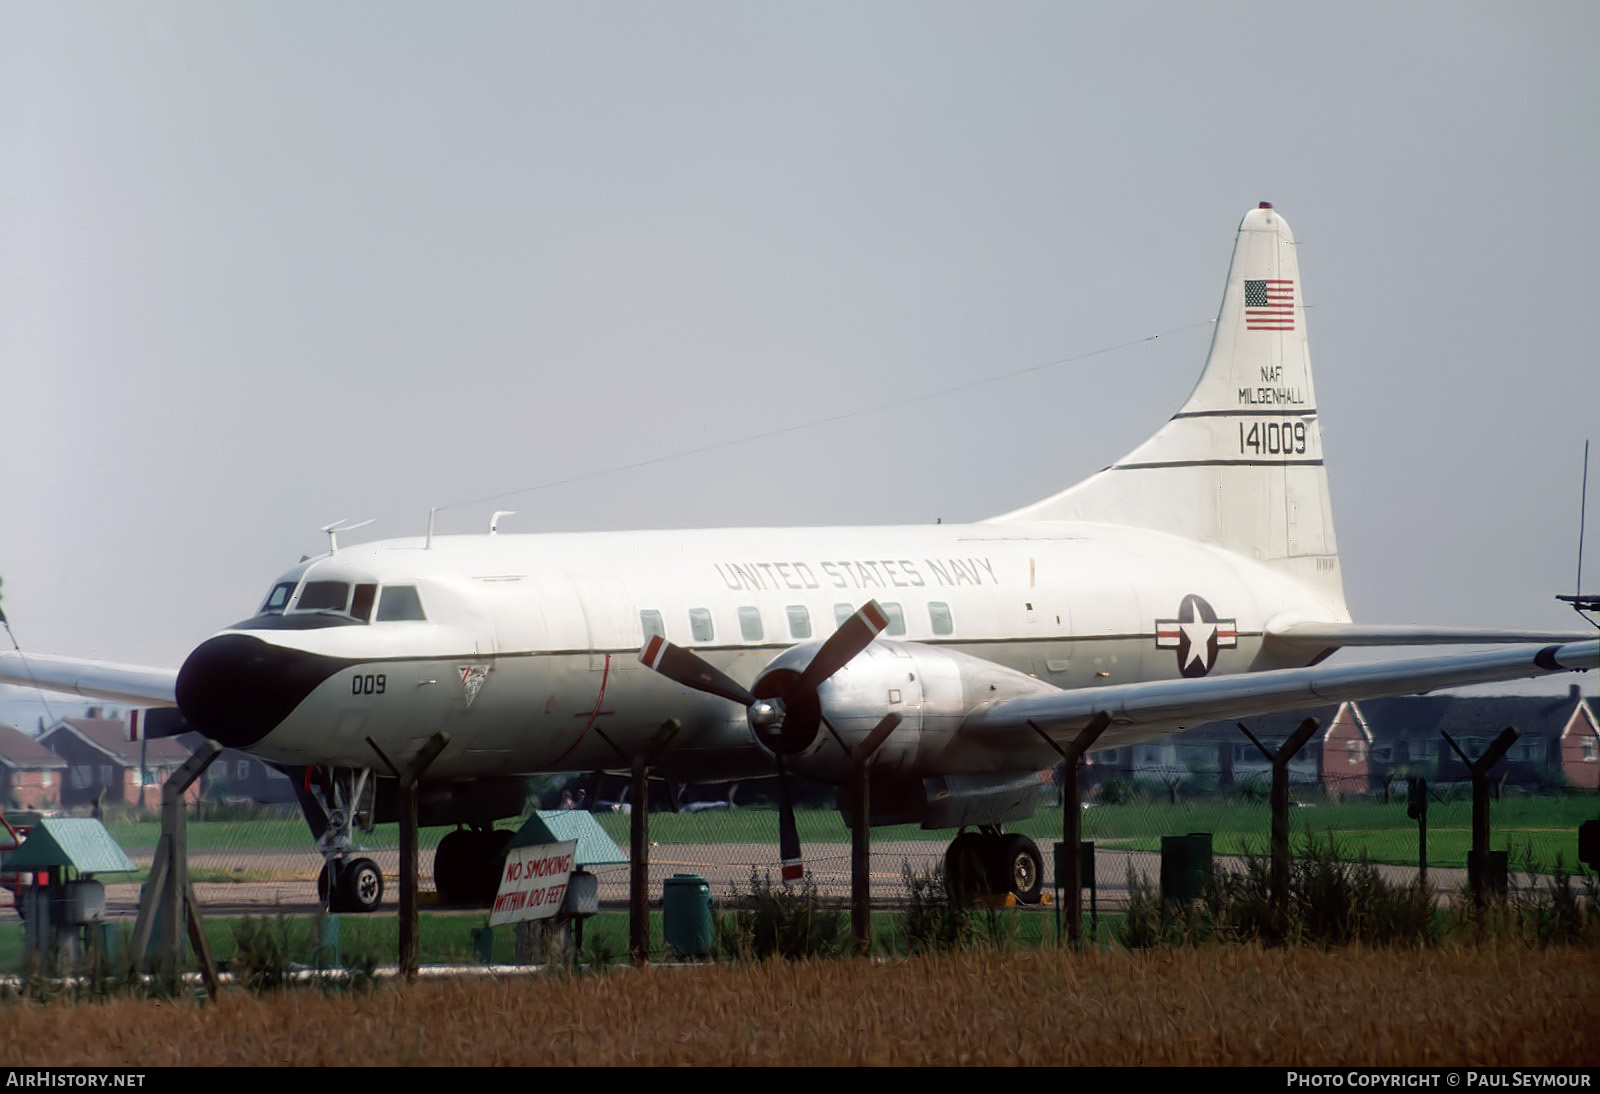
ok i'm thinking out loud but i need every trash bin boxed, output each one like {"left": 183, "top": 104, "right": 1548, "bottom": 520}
{"left": 1052, "top": 841, "right": 1095, "bottom": 889}
{"left": 662, "top": 873, "right": 714, "bottom": 959}
{"left": 1467, "top": 850, "right": 1509, "bottom": 896}
{"left": 1160, "top": 832, "right": 1213, "bottom": 902}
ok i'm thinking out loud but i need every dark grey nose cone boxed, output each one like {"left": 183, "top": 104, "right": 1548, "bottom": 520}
{"left": 176, "top": 633, "right": 347, "bottom": 749}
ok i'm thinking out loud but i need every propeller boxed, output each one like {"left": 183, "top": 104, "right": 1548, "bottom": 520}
{"left": 639, "top": 600, "right": 892, "bottom": 882}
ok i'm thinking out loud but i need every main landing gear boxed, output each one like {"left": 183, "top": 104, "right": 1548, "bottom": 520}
{"left": 433, "top": 826, "right": 512, "bottom": 907}
{"left": 944, "top": 827, "right": 1044, "bottom": 905}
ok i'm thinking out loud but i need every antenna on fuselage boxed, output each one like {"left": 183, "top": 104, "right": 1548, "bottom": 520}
{"left": 320, "top": 518, "right": 373, "bottom": 555}
{"left": 489, "top": 510, "right": 516, "bottom": 534}
{"left": 1558, "top": 440, "right": 1599, "bottom": 622}
{"left": 426, "top": 507, "right": 437, "bottom": 550}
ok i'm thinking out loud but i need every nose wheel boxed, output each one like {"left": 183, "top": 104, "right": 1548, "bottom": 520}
{"left": 317, "top": 856, "right": 385, "bottom": 914}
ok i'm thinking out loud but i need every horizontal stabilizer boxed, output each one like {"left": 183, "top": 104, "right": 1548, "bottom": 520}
{"left": 0, "top": 652, "right": 178, "bottom": 707}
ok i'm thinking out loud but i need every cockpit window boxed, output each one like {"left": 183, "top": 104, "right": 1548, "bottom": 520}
{"left": 376, "top": 585, "right": 426, "bottom": 622}
{"left": 350, "top": 583, "right": 377, "bottom": 622}
{"left": 296, "top": 581, "right": 351, "bottom": 613}
{"left": 258, "top": 582, "right": 296, "bottom": 616}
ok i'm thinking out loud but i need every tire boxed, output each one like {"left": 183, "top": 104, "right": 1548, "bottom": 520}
{"left": 994, "top": 833, "right": 1044, "bottom": 904}
{"left": 340, "top": 857, "right": 384, "bottom": 914}
{"left": 434, "top": 829, "right": 477, "bottom": 906}
{"left": 477, "top": 829, "right": 514, "bottom": 906}
{"left": 944, "top": 832, "right": 986, "bottom": 904}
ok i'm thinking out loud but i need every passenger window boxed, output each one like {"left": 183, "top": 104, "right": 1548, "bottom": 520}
{"left": 689, "top": 608, "right": 715, "bottom": 643}
{"left": 928, "top": 602, "right": 953, "bottom": 636}
{"left": 882, "top": 602, "right": 906, "bottom": 636}
{"left": 350, "top": 584, "right": 377, "bottom": 622}
{"left": 296, "top": 581, "right": 350, "bottom": 613}
{"left": 834, "top": 604, "right": 854, "bottom": 628}
{"left": 738, "top": 606, "right": 763, "bottom": 642}
{"left": 640, "top": 610, "right": 665, "bottom": 641}
{"left": 376, "top": 585, "right": 427, "bottom": 622}
{"left": 786, "top": 605, "right": 812, "bottom": 640}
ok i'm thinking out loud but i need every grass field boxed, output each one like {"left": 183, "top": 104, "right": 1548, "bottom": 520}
{"left": 0, "top": 945, "right": 1593, "bottom": 1066}
{"left": 1066, "top": 796, "right": 1600, "bottom": 870}
{"left": 0, "top": 907, "right": 1073, "bottom": 973}
{"left": 92, "top": 794, "right": 1600, "bottom": 872}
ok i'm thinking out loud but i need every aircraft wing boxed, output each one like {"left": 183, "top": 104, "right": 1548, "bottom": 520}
{"left": 1265, "top": 621, "right": 1595, "bottom": 647}
{"left": 951, "top": 640, "right": 1598, "bottom": 768}
{"left": 0, "top": 651, "right": 178, "bottom": 707}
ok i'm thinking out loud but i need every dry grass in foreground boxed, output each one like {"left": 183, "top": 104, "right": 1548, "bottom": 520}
{"left": 3, "top": 945, "right": 1595, "bottom": 1067}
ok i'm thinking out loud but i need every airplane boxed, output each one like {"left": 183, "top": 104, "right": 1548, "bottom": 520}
{"left": 2, "top": 202, "right": 1594, "bottom": 912}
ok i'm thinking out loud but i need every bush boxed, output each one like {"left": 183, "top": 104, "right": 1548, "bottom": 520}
{"left": 1288, "top": 837, "right": 1436, "bottom": 947}
{"left": 1450, "top": 847, "right": 1600, "bottom": 946}
{"left": 716, "top": 870, "right": 845, "bottom": 961}
{"left": 1096, "top": 778, "right": 1133, "bottom": 805}
{"left": 229, "top": 916, "right": 298, "bottom": 993}
{"left": 890, "top": 864, "right": 974, "bottom": 955}
{"left": 1118, "top": 836, "right": 1437, "bottom": 949}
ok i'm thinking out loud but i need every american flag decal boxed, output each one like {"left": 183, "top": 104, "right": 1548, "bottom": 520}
{"left": 1245, "top": 279, "right": 1294, "bottom": 330}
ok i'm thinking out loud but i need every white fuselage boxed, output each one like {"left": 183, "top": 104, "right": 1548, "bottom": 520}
{"left": 224, "top": 520, "right": 1333, "bottom": 780}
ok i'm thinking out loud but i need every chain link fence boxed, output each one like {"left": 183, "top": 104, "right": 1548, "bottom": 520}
{"left": 11, "top": 759, "right": 1593, "bottom": 934}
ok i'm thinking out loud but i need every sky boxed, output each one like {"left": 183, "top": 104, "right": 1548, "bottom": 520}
{"left": 2, "top": 2, "right": 1596, "bottom": 727}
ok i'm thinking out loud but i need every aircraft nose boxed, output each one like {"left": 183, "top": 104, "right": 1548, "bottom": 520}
{"left": 176, "top": 633, "right": 345, "bottom": 749}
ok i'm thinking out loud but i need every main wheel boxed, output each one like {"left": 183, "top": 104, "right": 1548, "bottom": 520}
{"left": 340, "top": 857, "right": 384, "bottom": 913}
{"left": 944, "top": 832, "right": 986, "bottom": 904}
{"left": 992, "top": 833, "right": 1044, "bottom": 904}
{"left": 478, "top": 829, "right": 514, "bottom": 906}
{"left": 434, "top": 829, "right": 478, "bottom": 906}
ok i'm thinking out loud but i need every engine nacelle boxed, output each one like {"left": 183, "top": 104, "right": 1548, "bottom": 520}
{"left": 750, "top": 639, "right": 1060, "bottom": 785}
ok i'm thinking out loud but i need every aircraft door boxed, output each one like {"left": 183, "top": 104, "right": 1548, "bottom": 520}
{"left": 572, "top": 575, "right": 639, "bottom": 672}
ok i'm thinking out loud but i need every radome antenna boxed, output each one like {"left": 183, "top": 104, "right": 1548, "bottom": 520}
{"left": 320, "top": 518, "right": 374, "bottom": 555}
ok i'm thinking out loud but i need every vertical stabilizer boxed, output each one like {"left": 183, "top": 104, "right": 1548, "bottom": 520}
{"left": 990, "top": 204, "right": 1347, "bottom": 615}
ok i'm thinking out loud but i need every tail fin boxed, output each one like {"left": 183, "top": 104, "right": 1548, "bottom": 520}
{"left": 989, "top": 203, "right": 1347, "bottom": 614}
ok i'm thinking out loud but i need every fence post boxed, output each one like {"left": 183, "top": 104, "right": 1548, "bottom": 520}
{"left": 1237, "top": 718, "right": 1320, "bottom": 916}
{"left": 1029, "top": 711, "right": 1109, "bottom": 944}
{"left": 1443, "top": 727, "right": 1518, "bottom": 910}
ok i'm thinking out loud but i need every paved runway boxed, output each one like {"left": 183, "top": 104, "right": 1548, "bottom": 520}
{"left": 53, "top": 840, "right": 1476, "bottom": 920}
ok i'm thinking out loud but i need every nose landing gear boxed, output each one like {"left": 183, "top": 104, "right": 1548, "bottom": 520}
{"left": 302, "top": 766, "right": 388, "bottom": 914}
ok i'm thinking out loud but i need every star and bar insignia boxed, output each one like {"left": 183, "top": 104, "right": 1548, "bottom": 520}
{"left": 1155, "top": 594, "right": 1238, "bottom": 677}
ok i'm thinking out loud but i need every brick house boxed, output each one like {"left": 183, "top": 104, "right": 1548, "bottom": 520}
{"left": 38, "top": 716, "right": 198, "bottom": 811}
{"left": 1154, "top": 689, "right": 1595, "bottom": 798}
{"left": 1554, "top": 691, "right": 1599, "bottom": 790}
{"left": 1355, "top": 691, "right": 1590, "bottom": 792}
{"left": 0, "top": 724, "right": 67, "bottom": 812}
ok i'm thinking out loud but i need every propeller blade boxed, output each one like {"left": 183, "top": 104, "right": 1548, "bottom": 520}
{"left": 640, "top": 635, "right": 756, "bottom": 707}
{"left": 776, "top": 756, "right": 804, "bottom": 884}
{"left": 797, "top": 600, "right": 890, "bottom": 693}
